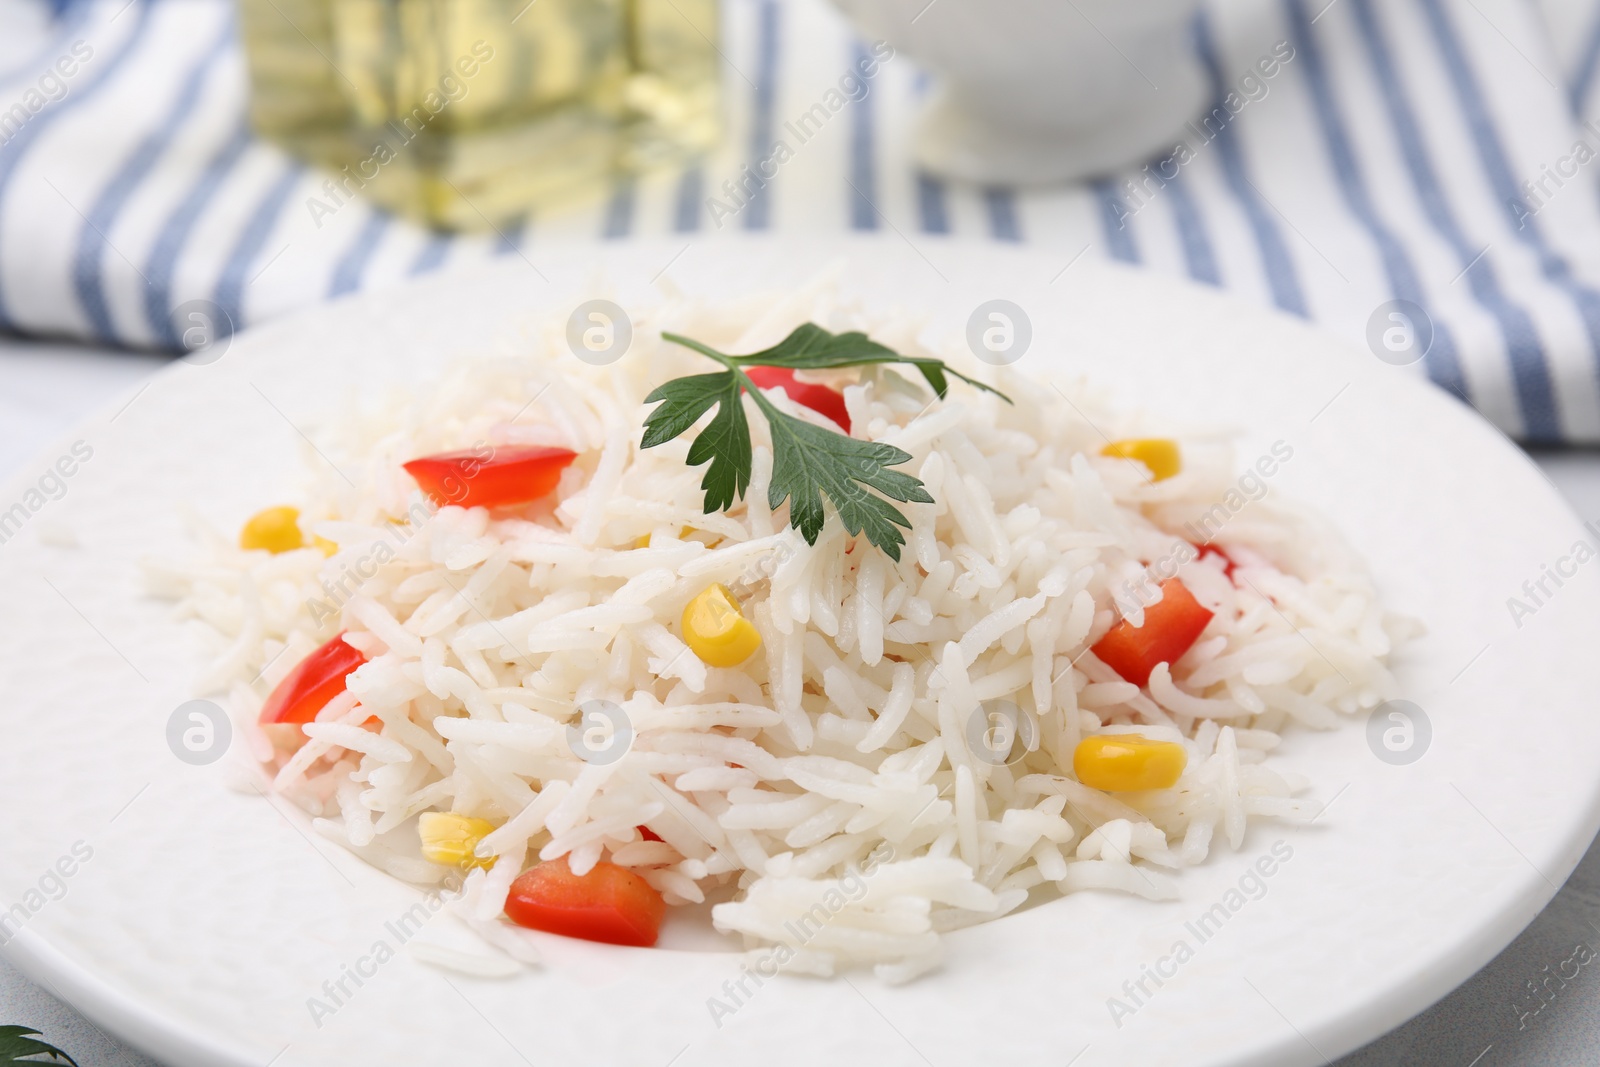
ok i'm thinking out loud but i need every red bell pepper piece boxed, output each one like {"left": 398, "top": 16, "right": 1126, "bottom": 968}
{"left": 1195, "top": 543, "right": 1237, "bottom": 579}
{"left": 403, "top": 445, "right": 577, "bottom": 510}
{"left": 505, "top": 856, "right": 667, "bottom": 947}
{"left": 1091, "top": 578, "right": 1214, "bottom": 688}
{"left": 744, "top": 366, "right": 851, "bottom": 433}
{"left": 258, "top": 633, "right": 367, "bottom": 725}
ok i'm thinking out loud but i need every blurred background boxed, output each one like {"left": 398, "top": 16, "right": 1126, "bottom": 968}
{"left": 0, "top": 0, "right": 1599, "bottom": 450}
{"left": 234, "top": 0, "right": 722, "bottom": 230}
{"left": 6, "top": 0, "right": 1600, "bottom": 1062}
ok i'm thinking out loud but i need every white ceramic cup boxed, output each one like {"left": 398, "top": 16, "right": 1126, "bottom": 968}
{"left": 831, "top": 0, "right": 1210, "bottom": 185}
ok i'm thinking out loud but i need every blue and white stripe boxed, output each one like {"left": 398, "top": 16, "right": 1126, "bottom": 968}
{"left": 7, "top": 0, "right": 1600, "bottom": 442}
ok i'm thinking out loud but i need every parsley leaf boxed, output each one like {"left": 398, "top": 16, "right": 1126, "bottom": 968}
{"left": 0, "top": 1026, "right": 78, "bottom": 1066}
{"left": 641, "top": 371, "right": 750, "bottom": 512}
{"left": 741, "top": 322, "right": 1008, "bottom": 402}
{"left": 643, "top": 324, "right": 1006, "bottom": 561}
{"left": 762, "top": 407, "right": 932, "bottom": 556}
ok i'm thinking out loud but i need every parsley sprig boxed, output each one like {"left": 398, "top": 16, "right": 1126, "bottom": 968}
{"left": 0, "top": 1026, "right": 77, "bottom": 1066}
{"left": 641, "top": 323, "right": 1009, "bottom": 561}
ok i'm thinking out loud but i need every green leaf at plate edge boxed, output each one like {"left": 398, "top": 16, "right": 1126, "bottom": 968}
{"left": 0, "top": 1026, "right": 79, "bottom": 1066}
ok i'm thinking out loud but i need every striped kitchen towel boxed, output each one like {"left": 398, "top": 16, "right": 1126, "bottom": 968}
{"left": 5, "top": 0, "right": 1600, "bottom": 442}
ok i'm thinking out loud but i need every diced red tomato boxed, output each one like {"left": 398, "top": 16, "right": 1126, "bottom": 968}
{"left": 258, "top": 633, "right": 367, "bottom": 725}
{"left": 744, "top": 366, "right": 851, "bottom": 433}
{"left": 505, "top": 857, "right": 667, "bottom": 947}
{"left": 1091, "top": 578, "right": 1214, "bottom": 688}
{"left": 403, "top": 445, "right": 577, "bottom": 510}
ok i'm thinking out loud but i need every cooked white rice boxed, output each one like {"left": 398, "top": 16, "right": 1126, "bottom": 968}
{"left": 150, "top": 287, "right": 1414, "bottom": 982}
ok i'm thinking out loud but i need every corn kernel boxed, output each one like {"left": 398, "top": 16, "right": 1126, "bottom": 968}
{"left": 682, "top": 583, "right": 762, "bottom": 667}
{"left": 240, "top": 506, "right": 307, "bottom": 554}
{"left": 419, "top": 812, "right": 497, "bottom": 869}
{"left": 1073, "top": 734, "right": 1187, "bottom": 791}
{"left": 635, "top": 525, "right": 695, "bottom": 549}
{"left": 313, "top": 535, "right": 338, "bottom": 557}
{"left": 1101, "top": 439, "right": 1181, "bottom": 482}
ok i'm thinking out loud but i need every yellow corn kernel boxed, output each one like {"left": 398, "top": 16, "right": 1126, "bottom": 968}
{"left": 240, "top": 506, "right": 307, "bottom": 554}
{"left": 1101, "top": 438, "right": 1181, "bottom": 482}
{"left": 682, "top": 583, "right": 762, "bottom": 667}
{"left": 312, "top": 535, "right": 338, "bottom": 557}
{"left": 635, "top": 525, "right": 695, "bottom": 549}
{"left": 418, "top": 812, "right": 497, "bottom": 869}
{"left": 1073, "top": 734, "right": 1187, "bottom": 791}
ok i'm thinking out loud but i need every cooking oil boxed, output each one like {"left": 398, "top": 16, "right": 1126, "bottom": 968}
{"left": 237, "top": 0, "right": 722, "bottom": 230}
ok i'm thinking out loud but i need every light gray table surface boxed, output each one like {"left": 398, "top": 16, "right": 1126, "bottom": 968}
{"left": 3, "top": 336, "right": 1600, "bottom": 1067}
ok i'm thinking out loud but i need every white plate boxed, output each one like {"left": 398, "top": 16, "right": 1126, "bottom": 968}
{"left": 1, "top": 238, "right": 1596, "bottom": 1067}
